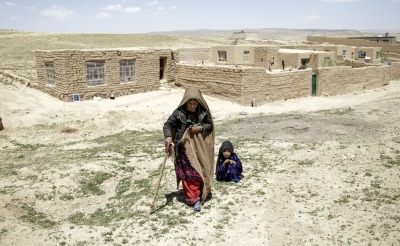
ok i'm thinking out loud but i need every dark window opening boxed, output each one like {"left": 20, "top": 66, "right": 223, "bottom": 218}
{"left": 358, "top": 51, "right": 366, "bottom": 59}
{"left": 218, "top": 51, "right": 227, "bottom": 62}
{"left": 300, "top": 58, "right": 310, "bottom": 69}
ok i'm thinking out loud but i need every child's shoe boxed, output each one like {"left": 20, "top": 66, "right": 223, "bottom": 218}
{"left": 194, "top": 201, "right": 201, "bottom": 212}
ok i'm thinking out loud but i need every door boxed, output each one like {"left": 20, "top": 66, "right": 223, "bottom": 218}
{"left": 312, "top": 74, "right": 317, "bottom": 96}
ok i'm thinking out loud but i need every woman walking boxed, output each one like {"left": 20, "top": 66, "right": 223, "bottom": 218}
{"left": 163, "top": 87, "right": 215, "bottom": 212}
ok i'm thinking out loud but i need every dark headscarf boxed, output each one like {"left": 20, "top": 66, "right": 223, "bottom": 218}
{"left": 219, "top": 140, "right": 234, "bottom": 155}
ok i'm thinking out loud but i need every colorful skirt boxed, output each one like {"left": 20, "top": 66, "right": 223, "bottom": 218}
{"left": 175, "top": 148, "right": 203, "bottom": 204}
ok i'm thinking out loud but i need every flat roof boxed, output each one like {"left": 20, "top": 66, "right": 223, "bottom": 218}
{"left": 279, "top": 48, "right": 334, "bottom": 54}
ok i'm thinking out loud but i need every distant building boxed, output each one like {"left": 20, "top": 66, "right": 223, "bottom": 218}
{"left": 348, "top": 33, "right": 397, "bottom": 43}
{"left": 232, "top": 31, "right": 259, "bottom": 40}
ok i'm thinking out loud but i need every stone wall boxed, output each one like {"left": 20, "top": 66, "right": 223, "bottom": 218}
{"left": 342, "top": 60, "right": 380, "bottom": 68}
{"left": 35, "top": 48, "right": 174, "bottom": 101}
{"left": 243, "top": 69, "right": 312, "bottom": 104}
{"left": 316, "top": 65, "right": 391, "bottom": 96}
{"left": 391, "top": 62, "right": 400, "bottom": 81}
{"left": 0, "top": 70, "right": 31, "bottom": 85}
{"left": 176, "top": 64, "right": 245, "bottom": 103}
{"left": 176, "top": 62, "right": 392, "bottom": 106}
{"left": 176, "top": 64, "right": 312, "bottom": 105}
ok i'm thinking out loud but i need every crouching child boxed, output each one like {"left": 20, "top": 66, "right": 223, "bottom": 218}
{"left": 216, "top": 140, "right": 243, "bottom": 183}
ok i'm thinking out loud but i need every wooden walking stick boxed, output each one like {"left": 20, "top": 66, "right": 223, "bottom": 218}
{"left": 149, "top": 143, "right": 173, "bottom": 214}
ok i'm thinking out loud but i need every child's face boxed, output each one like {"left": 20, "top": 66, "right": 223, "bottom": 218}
{"left": 222, "top": 149, "right": 232, "bottom": 159}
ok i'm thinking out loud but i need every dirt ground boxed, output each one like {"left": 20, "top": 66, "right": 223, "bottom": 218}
{"left": 0, "top": 80, "right": 400, "bottom": 246}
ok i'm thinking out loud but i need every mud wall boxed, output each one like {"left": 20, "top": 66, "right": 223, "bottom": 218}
{"left": 176, "top": 64, "right": 312, "bottom": 105}
{"left": 35, "top": 49, "right": 174, "bottom": 101}
{"left": 391, "top": 62, "right": 400, "bottom": 81}
{"left": 316, "top": 65, "right": 391, "bottom": 96}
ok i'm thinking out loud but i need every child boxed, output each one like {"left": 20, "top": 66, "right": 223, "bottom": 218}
{"left": 216, "top": 140, "right": 243, "bottom": 183}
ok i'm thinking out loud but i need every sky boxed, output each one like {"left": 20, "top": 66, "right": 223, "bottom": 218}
{"left": 0, "top": 0, "right": 399, "bottom": 34}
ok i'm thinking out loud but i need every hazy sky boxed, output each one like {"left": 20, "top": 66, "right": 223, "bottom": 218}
{"left": 1, "top": 0, "right": 399, "bottom": 34}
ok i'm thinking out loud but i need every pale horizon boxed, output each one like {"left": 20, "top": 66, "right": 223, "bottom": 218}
{"left": 0, "top": 0, "right": 399, "bottom": 34}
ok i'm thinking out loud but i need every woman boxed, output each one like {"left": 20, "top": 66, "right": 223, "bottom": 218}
{"left": 163, "top": 87, "right": 215, "bottom": 212}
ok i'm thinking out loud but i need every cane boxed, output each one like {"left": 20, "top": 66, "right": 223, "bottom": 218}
{"left": 149, "top": 143, "right": 173, "bottom": 214}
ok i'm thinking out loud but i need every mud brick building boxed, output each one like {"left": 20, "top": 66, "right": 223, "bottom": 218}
{"left": 35, "top": 48, "right": 175, "bottom": 101}
{"left": 35, "top": 44, "right": 400, "bottom": 106}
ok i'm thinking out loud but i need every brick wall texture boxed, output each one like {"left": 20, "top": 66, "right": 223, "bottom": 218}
{"left": 176, "top": 64, "right": 312, "bottom": 105}
{"left": 315, "top": 65, "right": 391, "bottom": 96}
{"left": 35, "top": 49, "right": 175, "bottom": 101}
{"left": 391, "top": 62, "right": 400, "bottom": 81}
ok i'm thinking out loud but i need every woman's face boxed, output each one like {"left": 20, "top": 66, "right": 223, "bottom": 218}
{"left": 186, "top": 99, "right": 199, "bottom": 112}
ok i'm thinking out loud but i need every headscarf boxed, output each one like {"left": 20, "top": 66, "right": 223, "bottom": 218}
{"left": 219, "top": 140, "right": 234, "bottom": 155}
{"left": 178, "top": 87, "right": 215, "bottom": 202}
{"left": 176, "top": 87, "right": 209, "bottom": 112}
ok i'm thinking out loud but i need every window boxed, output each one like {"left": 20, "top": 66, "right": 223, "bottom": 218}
{"left": 243, "top": 51, "right": 250, "bottom": 62}
{"left": 86, "top": 62, "right": 105, "bottom": 86}
{"left": 120, "top": 61, "right": 135, "bottom": 83}
{"left": 45, "top": 63, "right": 56, "bottom": 87}
{"left": 323, "top": 57, "right": 333, "bottom": 67}
{"left": 300, "top": 58, "right": 310, "bottom": 69}
{"left": 358, "top": 50, "right": 366, "bottom": 59}
{"left": 342, "top": 50, "right": 346, "bottom": 57}
{"left": 375, "top": 51, "right": 379, "bottom": 59}
{"left": 218, "top": 51, "right": 227, "bottom": 62}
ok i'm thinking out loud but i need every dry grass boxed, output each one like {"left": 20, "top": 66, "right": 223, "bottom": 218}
{"left": 1, "top": 29, "right": 399, "bottom": 246}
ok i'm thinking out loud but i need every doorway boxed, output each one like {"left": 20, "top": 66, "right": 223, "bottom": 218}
{"left": 160, "top": 57, "right": 167, "bottom": 80}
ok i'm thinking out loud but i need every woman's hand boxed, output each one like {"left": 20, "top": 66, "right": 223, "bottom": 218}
{"left": 190, "top": 125, "right": 203, "bottom": 134}
{"left": 164, "top": 137, "right": 172, "bottom": 154}
{"left": 165, "top": 137, "right": 172, "bottom": 145}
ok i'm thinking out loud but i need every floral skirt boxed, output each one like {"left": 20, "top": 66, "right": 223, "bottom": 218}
{"left": 175, "top": 148, "right": 203, "bottom": 183}
{"left": 175, "top": 147, "right": 203, "bottom": 204}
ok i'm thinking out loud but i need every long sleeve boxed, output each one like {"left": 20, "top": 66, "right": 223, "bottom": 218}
{"left": 216, "top": 157, "right": 228, "bottom": 181}
{"left": 163, "top": 110, "right": 179, "bottom": 138}
{"left": 200, "top": 111, "right": 213, "bottom": 133}
{"left": 232, "top": 154, "right": 243, "bottom": 174}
